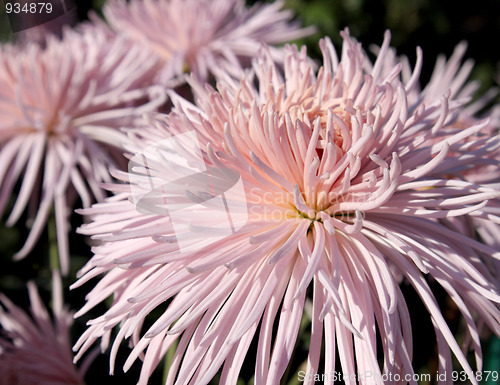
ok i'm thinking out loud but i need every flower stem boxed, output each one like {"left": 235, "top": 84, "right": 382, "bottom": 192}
{"left": 48, "top": 209, "right": 59, "bottom": 272}
{"left": 163, "top": 339, "right": 178, "bottom": 384}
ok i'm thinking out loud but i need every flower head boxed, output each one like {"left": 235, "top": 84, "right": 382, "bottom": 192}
{"left": 0, "top": 271, "right": 94, "bottom": 385}
{"left": 73, "top": 31, "right": 500, "bottom": 384}
{"left": 0, "top": 25, "right": 165, "bottom": 274}
{"left": 101, "top": 0, "right": 314, "bottom": 84}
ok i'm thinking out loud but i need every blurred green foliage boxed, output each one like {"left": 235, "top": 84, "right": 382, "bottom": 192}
{"left": 0, "top": 1, "right": 13, "bottom": 41}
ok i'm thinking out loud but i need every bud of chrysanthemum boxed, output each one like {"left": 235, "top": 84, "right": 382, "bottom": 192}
{"left": 0, "top": 25, "right": 166, "bottom": 274}
{"left": 72, "top": 31, "right": 500, "bottom": 385}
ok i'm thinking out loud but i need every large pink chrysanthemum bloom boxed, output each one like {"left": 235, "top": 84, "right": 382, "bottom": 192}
{"left": 0, "top": 25, "right": 166, "bottom": 274}
{"left": 100, "top": 0, "right": 315, "bottom": 84}
{"left": 0, "top": 271, "right": 96, "bottom": 385}
{"left": 73, "top": 31, "right": 500, "bottom": 384}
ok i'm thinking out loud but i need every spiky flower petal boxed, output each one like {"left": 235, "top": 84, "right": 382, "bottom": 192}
{"left": 73, "top": 31, "right": 500, "bottom": 385}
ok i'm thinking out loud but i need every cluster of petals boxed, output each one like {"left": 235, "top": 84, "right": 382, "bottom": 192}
{"left": 72, "top": 30, "right": 500, "bottom": 384}
{"left": 0, "top": 271, "right": 95, "bottom": 385}
{"left": 417, "top": 43, "right": 500, "bottom": 259}
{"left": 385, "top": 38, "right": 500, "bottom": 271}
{"left": 0, "top": 25, "right": 165, "bottom": 274}
{"left": 100, "top": 0, "right": 315, "bottom": 84}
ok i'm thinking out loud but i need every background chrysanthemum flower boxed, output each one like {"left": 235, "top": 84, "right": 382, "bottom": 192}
{"left": 422, "top": 44, "right": 500, "bottom": 284}
{"left": 100, "top": 0, "right": 315, "bottom": 84}
{"left": 400, "top": 40, "right": 500, "bottom": 184}
{"left": 0, "top": 271, "right": 96, "bottom": 385}
{"left": 0, "top": 25, "right": 165, "bottom": 274}
{"left": 73, "top": 31, "right": 500, "bottom": 385}
{"left": 388, "top": 39, "right": 500, "bottom": 282}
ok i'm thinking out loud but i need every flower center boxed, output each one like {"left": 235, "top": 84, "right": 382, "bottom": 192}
{"left": 286, "top": 98, "right": 359, "bottom": 155}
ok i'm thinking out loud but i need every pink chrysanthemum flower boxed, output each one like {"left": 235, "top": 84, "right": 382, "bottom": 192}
{"left": 0, "top": 271, "right": 96, "bottom": 385}
{"left": 425, "top": 45, "right": 500, "bottom": 269}
{"left": 73, "top": 31, "right": 500, "bottom": 385}
{"left": 100, "top": 0, "right": 314, "bottom": 84}
{"left": 402, "top": 41, "right": 500, "bottom": 184}
{"left": 390, "top": 41, "right": 500, "bottom": 276}
{"left": 0, "top": 26, "right": 165, "bottom": 274}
